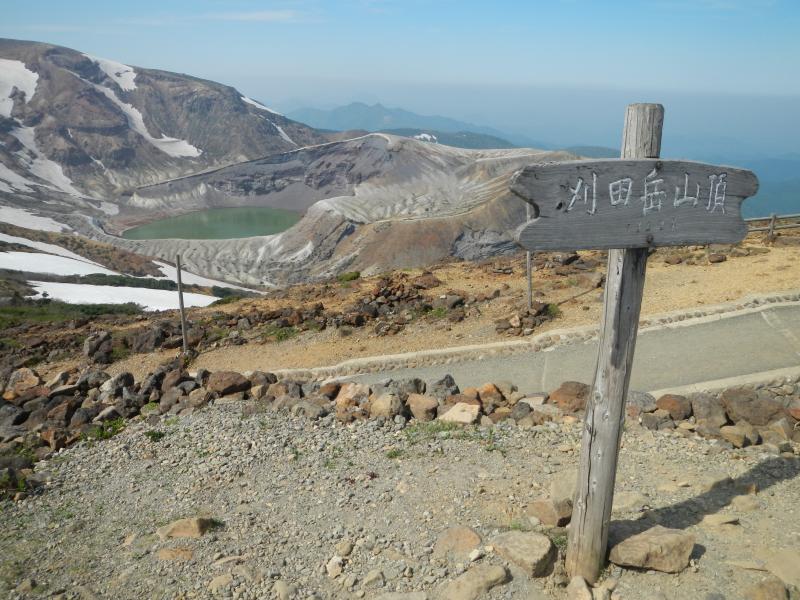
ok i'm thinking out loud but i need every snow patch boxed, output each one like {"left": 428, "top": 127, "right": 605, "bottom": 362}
{"left": 286, "top": 240, "right": 313, "bottom": 262}
{"left": 0, "top": 233, "right": 103, "bottom": 265}
{"left": 153, "top": 261, "right": 254, "bottom": 292}
{"left": 0, "top": 163, "right": 35, "bottom": 193}
{"left": 10, "top": 127, "right": 84, "bottom": 196}
{"left": 28, "top": 281, "right": 217, "bottom": 311}
{"left": 84, "top": 54, "right": 137, "bottom": 91}
{"left": 270, "top": 121, "right": 296, "bottom": 146}
{"left": 241, "top": 95, "right": 281, "bottom": 115}
{"left": 0, "top": 206, "right": 70, "bottom": 232}
{"left": 0, "top": 58, "right": 38, "bottom": 118}
{"left": 414, "top": 133, "right": 438, "bottom": 143}
{"left": 98, "top": 201, "right": 119, "bottom": 215}
{"left": 0, "top": 251, "right": 116, "bottom": 276}
{"left": 91, "top": 83, "right": 202, "bottom": 158}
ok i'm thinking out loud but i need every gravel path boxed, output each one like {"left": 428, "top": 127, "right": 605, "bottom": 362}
{"left": 2, "top": 398, "right": 798, "bottom": 599}
{"left": 354, "top": 304, "right": 800, "bottom": 393}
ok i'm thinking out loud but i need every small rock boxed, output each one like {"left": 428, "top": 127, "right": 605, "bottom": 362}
{"left": 407, "top": 394, "right": 439, "bottom": 422}
{"left": 335, "top": 539, "right": 354, "bottom": 557}
{"left": 433, "top": 526, "right": 482, "bottom": 560}
{"left": 550, "top": 381, "right": 591, "bottom": 413}
{"left": 527, "top": 498, "right": 572, "bottom": 527}
{"left": 566, "top": 575, "right": 593, "bottom": 600}
{"left": 490, "top": 531, "right": 555, "bottom": 577}
{"left": 439, "top": 564, "right": 509, "bottom": 600}
{"left": 701, "top": 514, "right": 739, "bottom": 528}
{"left": 363, "top": 569, "right": 385, "bottom": 589}
{"left": 745, "top": 577, "right": 788, "bottom": 600}
{"left": 439, "top": 403, "right": 480, "bottom": 424}
{"left": 156, "top": 517, "right": 213, "bottom": 540}
{"left": 327, "top": 555, "right": 344, "bottom": 578}
{"left": 608, "top": 525, "right": 694, "bottom": 573}
{"left": 208, "top": 573, "right": 233, "bottom": 592}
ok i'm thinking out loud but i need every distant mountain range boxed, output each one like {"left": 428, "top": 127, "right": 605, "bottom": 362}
{"left": 288, "top": 102, "right": 551, "bottom": 149}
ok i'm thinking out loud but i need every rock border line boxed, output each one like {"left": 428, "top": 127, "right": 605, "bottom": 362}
{"left": 272, "top": 288, "right": 800, "bottom": 382}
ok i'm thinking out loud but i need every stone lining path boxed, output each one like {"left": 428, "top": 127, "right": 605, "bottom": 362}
{"left": 352, "top": 302, "right": 800, "bottom": 394}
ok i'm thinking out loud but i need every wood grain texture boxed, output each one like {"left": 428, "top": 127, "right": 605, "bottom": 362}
{"left": 513, "top": 159, "right": 759, "bottom": 251}
{"left": 565, "top": 247, "right": 648, "bottom": 583}
{"left": 565, "top": 103, "right": 658, "bottom": 583}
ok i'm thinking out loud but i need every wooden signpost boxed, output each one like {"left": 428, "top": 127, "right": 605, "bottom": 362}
{"left": 511, "top": 103, "right": 758, "bottom": 583}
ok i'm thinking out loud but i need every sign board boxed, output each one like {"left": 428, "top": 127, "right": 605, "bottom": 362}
{"left": 512, "top": 159, "right": 759, "bottom": 251}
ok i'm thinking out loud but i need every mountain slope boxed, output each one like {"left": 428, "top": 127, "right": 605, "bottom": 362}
{"left": 0, "top": 38, "right": 327, "bottom": 205}
{"left": 86, "top": 134, "right": 573, "bottom": 285}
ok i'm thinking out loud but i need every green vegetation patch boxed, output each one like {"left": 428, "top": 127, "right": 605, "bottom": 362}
{"left": 0, "top": 299, "right": 142, "bottom": 329}
{"left": 337, "top": 271, "right": 361, "bottom": 283}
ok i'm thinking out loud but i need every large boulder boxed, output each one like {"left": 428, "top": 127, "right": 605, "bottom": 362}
{"left": 426, "top": 374, "right": 459, "bottom": 400}
{"left": 5, "top": 368, "right": 41, "bottom": 399}
{"left": 656, "top": 394, "right": 692, "bottom": 421}
{"left": 407, "top": 394, "right": 439, "bottom": 422}
{"left": 692, "top": 394, "right": 728, "bottom": 428}
{"left": 206, "top": 371, "right": 250, "bottom": 396}
{"left": 721, "top": 389, "right": 786, "bottom": 426}
{"left": 550, "top": 381, "right": 591, "bottom": 413}
{"left": 83, "top": 331, "right": 112, "bottom": 364}
{"left": 439, "top": 403, "right": 480, "bottom": 424}
{"left": 609, "top": 525, "right": 694, "bottom": 573}
{"left": 369, "top": 393, "right": 404, "bottom": 418}
{"left": 334, "top": 382, "right": 371, "bottom": 422}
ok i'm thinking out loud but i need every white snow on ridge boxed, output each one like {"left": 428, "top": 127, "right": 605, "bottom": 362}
{"left": 241, "top": 95, "right": 281, "bottom": 115}
{"left": 0, "top": 251, "right": 116, "bottom": 276}
{"left": 414, "top": 133, "right": 438, "bottom": 143}
{"left": 0, "top": 233, "right": 103, "bottom": 265}
{"left": 0, "top": 206, "right": 70, "bottom": 232}
{"left": 91, "top": 83, "right": 202, "bottom": 158}
{"left": 0, "top": 58, "right": 38, "bottom": 118}
{"left": 28, "top": 281, "right": 217, "bottom": 312}
{"left": 84, "top": 54, "right": 137, "bottom": 91}
{"left": 10, "top": 127, "right": 84, "bottom": 196}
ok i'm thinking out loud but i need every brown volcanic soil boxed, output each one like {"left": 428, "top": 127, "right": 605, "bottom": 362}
{"left": 93, "top": 232, "right": 800, "bottom": 381}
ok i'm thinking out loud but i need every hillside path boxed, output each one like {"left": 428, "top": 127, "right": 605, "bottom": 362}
{"left": 354, "top": 303, "right": 800, "bottom": 394}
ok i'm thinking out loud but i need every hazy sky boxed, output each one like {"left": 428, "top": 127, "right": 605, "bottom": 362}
{"left": 3, "top": 0, "right": 798, "bottom": 155}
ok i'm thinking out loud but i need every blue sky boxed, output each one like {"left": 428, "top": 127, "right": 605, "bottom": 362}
{"left": 2, "top": 0, "right": 799, "bottom": 154}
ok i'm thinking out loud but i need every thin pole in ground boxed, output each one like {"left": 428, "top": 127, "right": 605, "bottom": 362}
{"left": 176, "top": 254, "right": 189, "bottom": 356}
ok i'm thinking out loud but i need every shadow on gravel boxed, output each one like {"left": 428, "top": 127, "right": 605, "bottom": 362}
{"left": 608, "top": 455, "right": 800, "bottom": 547}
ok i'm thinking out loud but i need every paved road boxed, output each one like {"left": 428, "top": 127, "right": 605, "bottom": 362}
{"left": 355, "top": 304, "right": 800, "bottom": 393}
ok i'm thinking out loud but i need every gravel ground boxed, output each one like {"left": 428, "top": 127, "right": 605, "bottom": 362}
{"left": 1, "top": 399, "right": 799, "bottom": 600}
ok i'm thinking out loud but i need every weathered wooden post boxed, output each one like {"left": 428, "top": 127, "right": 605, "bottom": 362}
{"left": 526, "top": 202, "right": 533, "bottom": 310}
{"left": 510, "top": 103, "right": 758, "bottom": 583}
{"left": 564, "top": 103, "right": 660, "bottom": 582}
{"left": 176, "top": 254, "right": 189, "bottom": 356}
{"left": 768, "top": 212, "right": 777, "bottom": 237}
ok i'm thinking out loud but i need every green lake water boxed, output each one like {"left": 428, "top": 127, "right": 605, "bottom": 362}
{"left": 121, "top": 207, "right": 302, "bottom": 240}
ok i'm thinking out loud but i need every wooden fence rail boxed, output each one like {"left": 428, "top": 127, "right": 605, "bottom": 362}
{"left": 746, "top": 212, "right": 800, "bottom": 235}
